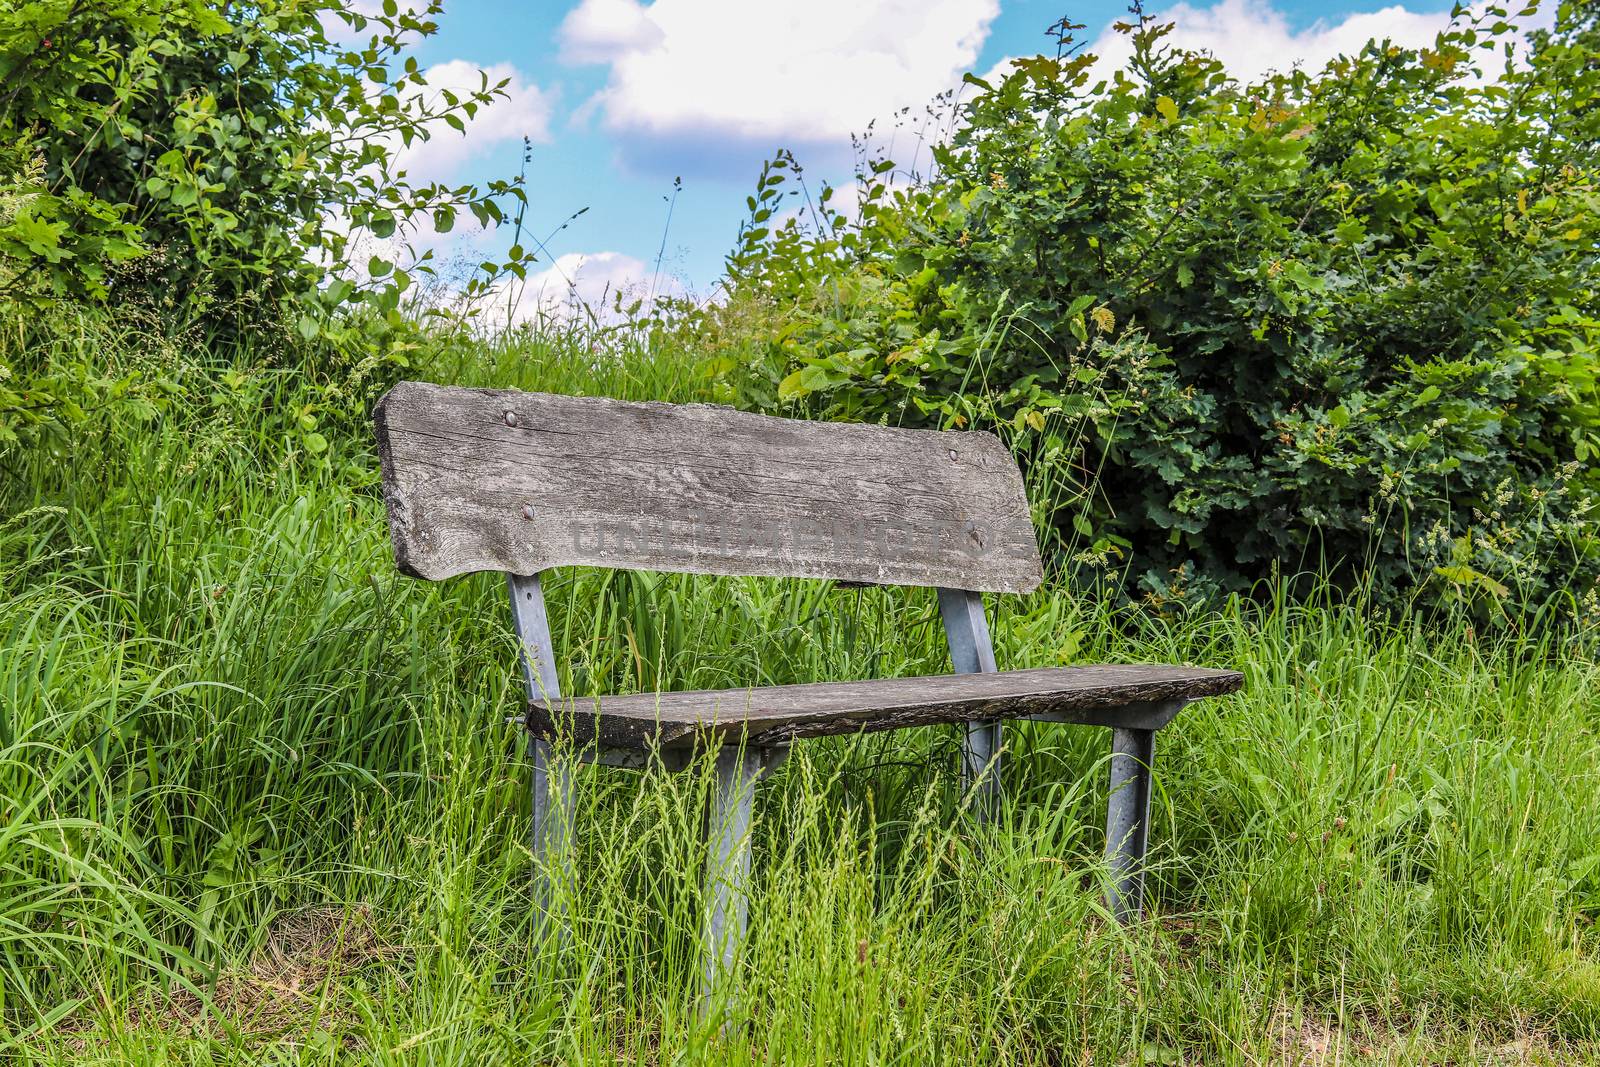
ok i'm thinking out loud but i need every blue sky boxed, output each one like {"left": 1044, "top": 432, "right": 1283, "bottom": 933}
{"left": 376, "top": 0, "right": 1468, "bottom": 315}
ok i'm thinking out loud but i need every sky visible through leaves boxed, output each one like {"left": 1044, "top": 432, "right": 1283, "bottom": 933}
{"left": 388, "top": 0, "right": 1497, "bottom": 316}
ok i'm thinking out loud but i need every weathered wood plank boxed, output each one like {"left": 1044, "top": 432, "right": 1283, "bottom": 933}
{"left": 373, "top": 381, "right": 1043, "bottom": 592}
{"left": 527, "top": 664, "right": 1243, "bottom": 749}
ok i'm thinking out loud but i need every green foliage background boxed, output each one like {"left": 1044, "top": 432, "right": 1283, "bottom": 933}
{"left": 720, "top": 5, "right": 1600, "bottom": 615}
{"left": 0, "top": 0, "right": 535, "bottom": 450}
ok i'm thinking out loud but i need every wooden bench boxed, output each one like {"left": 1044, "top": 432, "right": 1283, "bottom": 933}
{"left": 373, "top": 381, "right": 1242, "bottom": 995}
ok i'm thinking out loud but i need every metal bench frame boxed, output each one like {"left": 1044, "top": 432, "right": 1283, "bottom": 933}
{"left": 511, "top": 572, "right": 1168, "bottom": 1002}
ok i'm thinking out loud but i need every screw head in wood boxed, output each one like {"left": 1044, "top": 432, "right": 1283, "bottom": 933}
{"left": 504, "top": 410, "right": 519, "bottom": 427}
{"left": 521, "top": 504, "right": 536, "bottom": 521}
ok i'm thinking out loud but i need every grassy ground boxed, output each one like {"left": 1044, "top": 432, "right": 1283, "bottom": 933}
{"left": 3, "top": 321, "right": 1600, "bottom": 1064}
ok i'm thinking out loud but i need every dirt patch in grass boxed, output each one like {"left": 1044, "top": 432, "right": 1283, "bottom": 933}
{"left": 51, "top": 905, "right": 402, "bottom": 1051}
{"left": 1265, "top": 1003, "right": 1585, "bottom": 1066}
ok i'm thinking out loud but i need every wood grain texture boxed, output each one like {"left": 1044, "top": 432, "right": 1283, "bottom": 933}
{"left": 527, "top": 664, "right": 1244, "bottom": 749}
{"left": 373, "top": 381, "right": 1042, "bottom": 591}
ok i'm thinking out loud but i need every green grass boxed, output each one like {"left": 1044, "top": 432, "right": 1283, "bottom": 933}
{"left": 3, "top": 319, "right": 1600, "bottom": 1064}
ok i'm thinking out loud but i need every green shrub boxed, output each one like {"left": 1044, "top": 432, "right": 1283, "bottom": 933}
{"left": 722, "top": 7, "right": 1600, "bottom": 616}
{"left": 0, "top": 0, "right": 530, "bottom": 320}
{"left": 0, "top": 0, "right": 542, "bottom": 451}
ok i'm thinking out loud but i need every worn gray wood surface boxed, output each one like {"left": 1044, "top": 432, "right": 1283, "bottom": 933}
{"left": 527, "top": 664, "right": 1242, "bottom": 749}
{"left": 374, "top": 381, "right": 1042, "bottom": 592}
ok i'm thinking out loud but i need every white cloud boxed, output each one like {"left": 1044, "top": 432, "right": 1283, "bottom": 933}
{"left": 389, "top": 60, "right": 554, "bottom": 181}
{"left": 559, "top": 0, "right": 999, "bottom": 155}
{"left": 560, "top": 0, "right": 665, "bottom": 62}
{"left": 493, "top": 250, "right": 684, "bottom": 325}
{"left": 977, "top": 54, "right": 1019, "bottom": 88}
{"left": 1083, "top": 0, "right": 1544, "bottom": 86}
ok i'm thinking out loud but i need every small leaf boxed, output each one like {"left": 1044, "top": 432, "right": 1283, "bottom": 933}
{"left": 1434, "top": 564, "right": 1508, "bottom": 599}
{"left": 777, "top": 369, "right": 810, "bottom": 401}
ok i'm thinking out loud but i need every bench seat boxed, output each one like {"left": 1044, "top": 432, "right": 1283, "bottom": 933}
{"left": 530, "top": 664, "right": 1243, "bottom": 750}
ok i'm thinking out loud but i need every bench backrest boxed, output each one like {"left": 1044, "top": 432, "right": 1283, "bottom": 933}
{"left": 373, "top": 381, "right": 1042, "bottom": 593}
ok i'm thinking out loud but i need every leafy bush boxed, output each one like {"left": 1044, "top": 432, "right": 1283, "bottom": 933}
{"left": 0, "top": 0, "right": 541, "bottom": 451}
{"left": 720, "top": 6, "right": 1600, "bottom": 615}
{"left": 0, "top": 0, "right": 530, "bottom": 317}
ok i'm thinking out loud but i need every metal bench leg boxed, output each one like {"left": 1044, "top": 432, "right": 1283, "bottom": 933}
{"left": 702, "top": 745, "right": 763, "bottom": 1014}
{"left": 508, "top": 572, "right": 575, "bottom": 938}
{"left": 938, "top": 587, "right": 1002, "bottom": 823}
{"left": 961, "top": 721, "right": 1003, "bottom": 822}
{"left": 1104, "top": 726, "right": 1155, "bottom": 922}
{"left": 531, "top": 736, "right": 573, "bottom": 939}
